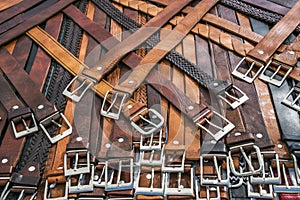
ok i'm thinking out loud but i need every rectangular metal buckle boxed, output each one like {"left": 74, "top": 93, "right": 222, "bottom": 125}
{"left": 44, "top": 179, "right": 68, "bottom": 200}
{"left": 162, "top": 149, "right": 186, "bottom": 172}
{"left": 250, "top": 151, "right": 281, "bottom": 184}
{"left": 195, "top": 110, "right": 234, "bottom": 141}
{"left": 200, "top": 154, "right": 230, "bottom": 186}
{"left": 39, "top": 112, "right": 72, "bottom": 144}
{"left": 165, "top": 166, "right": 194, "bottom": 196}
{"left": 139, "top": 145, "right": 164, "bottom": 166}
{"left": 1, "top": 188, "right": 36, "bottom": 200}
{"left": 246, "top": 180, "right": 273, "bottom": 199}
{"left": 135, "top": 167, "right": 165, "bottom": 196}
{"left": 130, "top": 108, "right": 164, "bottom": 136}
{"left": 232, "top": 57, "right": 265, "bottom": 83}
{"left": 105, "top": 158, "right": 134, "bottom": 191}
{"left": 273, "top": 163, "right": 300, "bottom": 193}
{"left": 100, "top": 90, "right": 128, "bottom": 120}
{"left": 63, "top": 75, "right": 95, "bottom": 103}
{"left": 11, "top": 112, "right": 38, "bottom": 138}
{"left": 93, "top": 162, "right": 106, "bottom": 187}
{"left": 282, "top": 83, "right": 300, "bottom": 112}
{"left": 64, "top": 149, "right": 90, "bottom": 176}
{"left": 195, "top": 181, "right": 221, "bottom": 200}
{"left": 259, "top": 59, "right": 293, "bottom": 86}
{"left": 140, "top": 129, "right": 163, "bottom": 151}
{"left": 229, "top": 143, "right": 264, "bottom": 176}
{"left": 292, "top": 154, "right": 300, "bottom": 185}
{"left": 218, "top": 84, "right": 249, "bottom": 109}
{"left": 68, "top": 164, "right": 94, "bottom": 193}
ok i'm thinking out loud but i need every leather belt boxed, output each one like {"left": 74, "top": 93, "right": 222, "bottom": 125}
{"left": 63, "top": 0, "right": 192, "bottom": 102}
{"left": 0, "top": 103, "right": 7, "bottom": 139}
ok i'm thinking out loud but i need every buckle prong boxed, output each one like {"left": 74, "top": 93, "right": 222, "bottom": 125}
{"left": 282, "top": 83, "right": 300, "bottom": 111}
{"left": 100, "top": 90, "right": 127, "bottom": 120}
{"left": 11, "top": 113, "right": 38, "bottom": 138}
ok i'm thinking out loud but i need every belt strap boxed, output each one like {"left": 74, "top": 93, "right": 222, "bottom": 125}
{"left": 0, "top": 103, "right": 7, "bottom": 138}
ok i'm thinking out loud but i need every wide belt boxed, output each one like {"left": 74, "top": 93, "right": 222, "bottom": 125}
{"left": 63, "top": 0, "right": 192, "bottom": 102}
{"left": 0, "top": 48, "right": 72, "bottom": 144}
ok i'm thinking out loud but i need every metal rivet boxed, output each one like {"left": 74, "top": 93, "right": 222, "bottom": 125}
{"left": 256, "top": 133, "right": 263, "bottom": 139}
{"left": 258, "top": 50, "right": 264, "bottom": 55}
{"left": 97, "top": 66, "right": 102, "bottom": 71}
{"left": 277, "top": 144, "right": 283, "bottom": 149}
{"left": 127, "top": 104, "right": 133, "bottom": 109}
{"left": 118, "top": 138, "right": 124, "bottom": 143}
{"left": 188, "top": 106, "right": 194, "bottom": 111}
{"left": 234, "top": 132, "right": 241, "bottom": 137}
{"left": 12, "top": 105, "right": 19, "bottom": 110}
{"left": 213, "top": 82, "right": 219, "bottom": 87}
{"left": 289, "top": 51, "right": 295, "bottom": 55}
{"left": 38, "top": 105, "right": 44, "bottom": 110}
{"left": 146, "top": 174, "right": 152, "bottom": 179}
{"left": 128, "top": 80, "right": 135, "bottom": 84}
{"left": 173, "top": 140, "right": 179, "bottom": 145}
{"left": 76, "top": 137, "right": 82, "bottom": 142}
{"left": 28, "top": 166, "right": 36, "bottom": 172}
{"left": 1, "top": 158, "right": 8, "bottom": 164}
{"left": 105, "top": 143, "right": 111, "bottom": 149}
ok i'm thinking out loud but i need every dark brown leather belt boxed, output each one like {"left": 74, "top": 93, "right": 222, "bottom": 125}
{"left": 0, "top": 103, "right": 7, "bottom": 139}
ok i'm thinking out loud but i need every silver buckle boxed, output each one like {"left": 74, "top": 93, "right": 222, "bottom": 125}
{"left": 10, "top": 111, "right": 38, "bottom": 138}
{"left": 44, "top": 179, "right": 68, "bottom": 200}
{"left": 139, "top": 144, "right": 164, "bottom": 166}
{"left": 130, "top": 108, "right": 164, "bottom": 136}
{"left": 247, "top": 179, "right": 274, "bottom": 199}
{"left": 135, "top": 167, "right": 165, "bottom": 196}
{"left": 228, "top": 143, "right": 264, "bottom": 176}
{"left": 162, "top": 149, "right": 186, "bottom": 172}
{"left": 165, "top": 166, "right": 194, "bottom": 196}
{"left": 282, "top": 83, "right": 300, "bottom": 112}
{"left": 218, "top": 85, "right": 249, "bottom": 109}
{"left": 273, "top": 163, "right": 300, "bottom": 193}
{"left": 250, "top": 151, "right": 281, "bottom": 184}
{"left": 195, "top": 110, "right": 234, "bottom": 141}
{"left": 140, "top": 129, "right": 163, "bottom": 151}
{"left": 292, "top": 154, "right": 300, "bottom": 184}
{"left": 68, "top": 164, "right": 94, "bottom": 193}
{"left": 200, "top": 154, "right": 230, "bottom": 186}
{"left": 100, "top": 90, "right": 128, "bottom": 120}
{"left": 93, "top": 162, "right": 106, "bottom": 187}
{"left": 64, "top": 149, "right": 90, "bottom": 176}
{"left": 195, "top": 183, "right": 221, "bottom": 200}
{"left": 63, "top": 75, "right": 95, "bottom": 103}
{"left": 105, "top": 158, "right": 134, "bottom": 191}
{"left": 39, "top": 112, "right": 72, "bottom": 144}
{"left": 259, "top": 59, "right": 293, "bottom": 86}
{"left": 232, "top": 57, "right": 265, "bottom": 83}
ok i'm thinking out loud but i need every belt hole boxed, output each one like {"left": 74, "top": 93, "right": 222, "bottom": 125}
{"left": 1, "top": 158, "right": 8, "bottom": 164}
{"left": 12, "top": 105, "right": 19, "bottom": 110}
{"left": 277, "top": 144, "right": 283, "bottom": 149}
{"left": 28, "top": 166, "right": 36, "bottom": 172}
{"left": 118, "top": 137, "right": 124, "bottom": 143}
{"left": 256, "top": 133, "right": 263, "bottom": 139}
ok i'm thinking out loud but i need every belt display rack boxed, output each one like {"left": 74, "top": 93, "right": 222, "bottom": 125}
{"left": 0, "top": 0, "right": 300, "bottom": 199}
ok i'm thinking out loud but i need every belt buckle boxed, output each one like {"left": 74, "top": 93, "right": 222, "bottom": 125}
{"left": 164, "top": 166, "right": 194, "bottom": 196}
{"left": 232, "top": 57, "right": 265, "bottom": 83}
{"left": 139, "top": 144, "right": 164, "bottom": 166}
{"left": 68, "top": 164, "right": 94, "bottom": 193}
{"left": 9, "top": 107, "right": 38, "bottom": 138}
{"left": 200, "top": 154, "right": 230, "bottom": 186}
{"left": 135, "top": 166, "right": 165, "bottom": 196}
{"left": 282, "top": 83, "right": 300, "bottom": 112}
{"left": 44, "top": 178, "right": 68, "bottom": 200}
{"left": 195, "top": 110, "right": 234, "bottom": 141}
{"left": 140, "top": 129, "right": 163, "bottom": 151}
{"left": 64, "top": 149, "right": 90, "bottom": 176}
{"left": 0, "top": 182, "right": 37, "bottom": 200}
{"left": 246, "top": 179, "right": 274, "bottom": 199}
{"left": 100, "top": 90, "right": 128, "bottom": 120}
{"left": 39, "top": 111, "right": 72, "bottom": 143}
{"left": 105, "top": 158, "right": 134, "bottom": 191}
{"left": 93, "top": 162, "right": 106, "bottom": 187}
{"left": 195, "top": 184, "right": 221, "bottom": 200}
{"left": 259, "top": 59, "right": 293, "bottom": 86}
{"left": 130, "top": 108, "right": 164, "bottom": 136}
{"left": 63, "top": 75, "right": 95, "bottom": 102}
{"left": 292, "top": 154, "right": 300, "bottom": 184}
{"left": 162, "top": 149, "right": 186, "bottom": 172}
{"left": 228, "top": 143, "right": 264, "bottom": 176}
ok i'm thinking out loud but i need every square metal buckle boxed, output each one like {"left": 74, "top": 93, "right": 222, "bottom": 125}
{"left": 273, "top": 163, "right": 300, "bottom": 193}
{"left": 93, "top": 162, "right": 106, "bottom": 187}
{"left": 68, "top": 164, "right": 94, "bottom": 193}
{"left": 259, "top": 59, "right": 293, "bottom": 86}
{"left": 100, "top": 90, "right": 128, "bottom": 120}
{"left": 130, "top": 108, "right": 164, "bottom": 136}
{"left": 105, "top": 158, "right": 134, "bottom": 191}
{"left": 195, "top": 110, "right": 234, "bottom": 141}
{"left": 140, "top": 129, "right": 163, "bottom": 151}
{"left": 44, "top": 179, "right": 68, "bottom": 200}
{"left": 135, "top": 167, "right": 165, "bottom": 196}
{"left": 232, "top": 57, "right": 265, "bottom": 83}
{"left": 292, "top": 154, "right": 300, "bottom": 184}
{"left": 64, "top": 149, "right": 90, "bottom": 176}
{"left": 139, "top": 145, "right": 164, "bottom": 166}
{"left": 246, "top": 179, "right": 274, "bottom": 199}
{"left": 63, "top": 75, "right": 95, "bottom": 103}
{"left": 165, "top": 166, "right": 194, "bottom": 196}
{"left": 200, "top": 154, "right": 230, "bottom": 186}
{"left": 0, "top": 186, "right": 37, "bottom": 200}
{"left": 195, "top": 183, "right": 221, "bottom": 200}
{"left": 162, "top": 149, "right": 186, "bottom": 172}
{"left": 228, "top": 143, "right": 264, "bottom": 176}
{"left": 250, "top": 151, "right": 281, "bottom": 184}
{"left": 282, "top": 83, "right": 300, "bottom": 112}
{"left": 39, "top": 112, "right": 72, "bottom": 144}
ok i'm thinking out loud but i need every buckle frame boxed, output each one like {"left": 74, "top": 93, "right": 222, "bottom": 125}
{"left": 273, "top": 163, "right": 300, "bottom": 193}
{"left": 39, "top": 112, "right": 72, "bottom": 144}
{"left": 64, "top": 149, "right": 90, "bottom": 176}
{"left": 44, "top": 179, "right": 68, "bottom": 200}
{"left": 259, "top": 59, "right": 293, "bottom": 86}
{"left": 162, "top": 149, "right": 186, "bottom": 172}
{"left": 232, "top": 57, "right": 265, "bottom": 83}
{"left": 10, "top": 112, "right": 38, "bottom": 138}
{"left": 63, "top": 75, "right": 95, "bottom": 103}
{"left": 282, "top": 83, "right": 300, "bottom": 112}
{"left": 195, "top": 110, "right": 234, "bottom": 141}
{"left": 68, "top": 164, "right": 94, "bottom": 193}
{"left": 195, "top": 183, "right": 221, "bottom": 200}
{"left": 218, "top": 85, "right": 249, "bottom": 109}
{"left": 93, "top": 162, "right": 106, "bottom": 187}
{"left": 246, "top": 179, "right": 274, "bottom": 199}
{"left": 130, "top": 108, "right": 164, "bottom": 136}
{"left": 139, "top": 129, "right": 163, "bottom": 151}
{"left": 292, "top": 154, "right": 300, "bottom": 184}
{"left": 139, "top": 145, "right": 164, "bottom": 166}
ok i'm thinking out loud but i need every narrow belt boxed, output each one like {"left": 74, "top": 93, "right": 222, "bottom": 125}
{"left": 0, "top": 103, "right": 7, "bottom": 139}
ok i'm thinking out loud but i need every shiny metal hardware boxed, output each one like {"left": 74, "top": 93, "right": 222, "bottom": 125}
{"left": 140, "top": 129, "right": 163, "bottom": 151}
{"left": 228, "top": 143, "right": 264, "bottom": 176}
{"left": 139, "top": 144, "right": 164, "bottom": 166}
{"left": 200, "top": 154, "right": 230, "bottom": 186}
{"left": 195, "top": 110, "right": 234, "bottom": 141}
{"left": 282, "top": 83, "right": 300, "bottom": 112}
{"left": 44, "top": 179, "right": 68, "bottom": 200}
{"left": 63, "top": 75, "right": 95, "bottom": 103}
{"left": 259, "top": 59, "right": 293, "bottom": 86}
{"left": 273, "top": 163, "right": 300, "bottom": 193}
{"left": 68, "top": 164, "right": 94, "bottom": 193}
{"left": 0, "top": 181, "right": 37, "bottom": 200}
{"left": 105, "top": 158, "right": 134, "bottom": 191}
{"left": 101, "top": 90, "right": 128, "bottom": 120}
{"left": 292, "top": 154, "right": 300, "bottom": 184}
{"left": 247, "top": 179, "right": 274, "bottom": 199}
{"left": 11, "top": 113, "right": 38, "bottom": 138}
{"left": 39, "top": 112, "right": 72, "bottom": 144}
{"left": 195, "top": 177, "right": 221, "bottom": 200}
{"left": 93, "top": 162, "right": 106, "bottom": 187}
{"left": 162, "top": 149, "right": 186, "bottom": 172}
{"left": 64, "top": 149, "right": 90, "bottom": 176}
{"left": 232, "top": 57, "right": 266, "bottom": 83}
{"left": 130, "top": 108, "right": 164, "bottom": 136}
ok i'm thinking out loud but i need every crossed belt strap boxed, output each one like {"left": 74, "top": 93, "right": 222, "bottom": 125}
{"left": 0, "top": 48, "right": 72, "bottom": 144}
